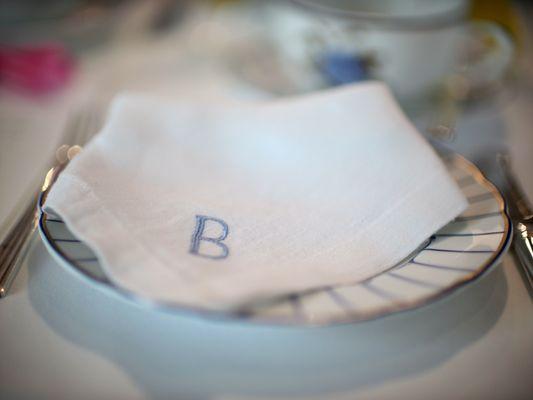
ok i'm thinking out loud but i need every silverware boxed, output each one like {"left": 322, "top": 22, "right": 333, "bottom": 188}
{"left": 498, "top": 153, "right": 533, "bottom": 292}
{"left": 0, "top": 106, "right": 103, "bottom": 297}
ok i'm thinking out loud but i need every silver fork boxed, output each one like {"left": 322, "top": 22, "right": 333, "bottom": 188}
{"left": 0, "top": 105, "right": 103, "bottom": 297}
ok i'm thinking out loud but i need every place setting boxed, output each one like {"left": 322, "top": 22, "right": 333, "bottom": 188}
{"left": 0, "top": 0, "right": 519, "bottom": 327}
{"left": 33, "top": 83, "right": 512, "bottom": 327}
{"left": 1, "top": 1, "right": 532, "bottom": 399}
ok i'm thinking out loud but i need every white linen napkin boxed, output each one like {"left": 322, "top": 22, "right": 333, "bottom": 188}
{"left": 44, "top": 82, "right": 467, "bottom": 310}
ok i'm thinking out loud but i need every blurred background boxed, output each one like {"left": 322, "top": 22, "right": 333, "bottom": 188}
{"left": 1, "top": 0, "right": 532, "bottom": 238}
{"left": 0, "top": 0, "right": 525, "bottom": 100}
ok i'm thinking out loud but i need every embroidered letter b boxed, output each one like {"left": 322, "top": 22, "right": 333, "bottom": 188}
{"left": 189, "top": 215, "right": 229, "bottom": 260}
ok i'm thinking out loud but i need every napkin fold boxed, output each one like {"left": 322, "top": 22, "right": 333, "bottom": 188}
{"left": 45, "top": 82, "right": 467, "bottom": 310}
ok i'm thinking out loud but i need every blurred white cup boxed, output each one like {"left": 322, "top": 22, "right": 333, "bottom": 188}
{"left": 272, "top": 0, "right": 514, "bottom": 101}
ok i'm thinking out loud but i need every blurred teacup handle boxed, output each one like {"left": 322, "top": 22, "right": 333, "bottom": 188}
{"left": 429, "top": 20, "right": 514, "bottom": 141}
{"left": 457, "top": 20, "right": 514, "bottom": 93}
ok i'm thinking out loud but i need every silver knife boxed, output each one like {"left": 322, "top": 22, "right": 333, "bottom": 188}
{"left": 498, "top": 154, "right": 533, "bottom": 292}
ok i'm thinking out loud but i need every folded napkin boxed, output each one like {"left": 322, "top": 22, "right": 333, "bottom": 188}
{"left": 45, "top": 82, "right": 467, "bottom": 310}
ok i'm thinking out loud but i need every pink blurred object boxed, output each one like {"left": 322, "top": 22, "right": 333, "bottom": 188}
{"left": 0, "top": 43, "right": 75, "bottom": 95}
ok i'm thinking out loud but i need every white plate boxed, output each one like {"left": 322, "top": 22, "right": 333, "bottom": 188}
{"left": 39, "top": 154, "right": 511, "bottom": 326}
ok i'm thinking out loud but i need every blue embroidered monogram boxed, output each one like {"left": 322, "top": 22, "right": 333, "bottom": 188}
{"left": 189, "top": 215, "right": 230, "bottom": 260}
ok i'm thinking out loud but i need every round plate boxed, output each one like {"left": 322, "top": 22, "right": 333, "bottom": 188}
{"left": 39, "top": 154, "right": 511, "bottom": 326}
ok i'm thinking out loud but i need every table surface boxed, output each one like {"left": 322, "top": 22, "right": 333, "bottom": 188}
{"left": 1, "top": 5, "right": 533, "bottom": 400}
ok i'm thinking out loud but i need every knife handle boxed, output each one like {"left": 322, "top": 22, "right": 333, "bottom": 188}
{"left": 514, "top": 219, "right": 533, "bottom": 293}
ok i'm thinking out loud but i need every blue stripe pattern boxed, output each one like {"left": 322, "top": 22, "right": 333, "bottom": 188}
{"left": 326, "top": 288, "right": 354, "bottom": 311}
{"left": 435, "top": 231, "right": 504, "bottom": 237}
{"left": 422, "top": 247, "right": 494, "bottom": 253}
{"left": 387, "top": 272, "right": 442, "bottom": 289}
{"left": 361, "top": 282, "right": 398, "bottom": 300}
{"left": 455, "top": 211, "right": 502, "bottom": 221}
{"left": 409, "top": 260, "right": 473, "bottom": 273}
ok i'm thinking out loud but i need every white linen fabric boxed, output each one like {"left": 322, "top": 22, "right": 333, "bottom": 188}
{"left": 44, "top": 82, "right": 467, "bottom": 310}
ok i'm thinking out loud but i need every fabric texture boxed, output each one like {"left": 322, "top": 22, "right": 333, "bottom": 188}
{"left": 44, "top": 82, "right": 467, "bottom": 310}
